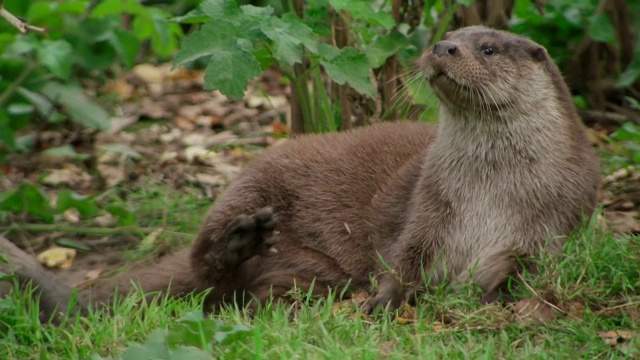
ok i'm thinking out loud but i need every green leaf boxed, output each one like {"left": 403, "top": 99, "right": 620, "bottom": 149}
{"left": 616, "top": 66, "right": 640, "bottom": 89}
{"left": 54, "top": 238, "right": 94, "bottom": 252}
{"left": 122, "top": 329, "right": 170, "bottom": 360}
{"left": 166, "top": 311, "right": 218, "bottom": 349}
{"left": 56, "top": 190, "right": 99, "bottom": 217}
{"left": 37, "top": 40, "right": 73, "bottom": 79}
{"left": 328, "top": 0, "right": 395, "bottom": 29}
{"left": 214, "top": 323, "right": 252, "bottom": 344}
{"left": 588, "top": 13, "right": 615, "bottom": 43}
{"left": 457, "top": 0, "right": 474, "bottom": 6}
{"left": 7, "top": 103, "right": 34, "bottom": 116}
{"left": 41, "top": 144, "right": 90, "bottom": 161}
{"left": 17, "top": 87, "right": 55, "bottom": 117}
{"left": 321, "top": 46, "right": 375, "bottom": 98}
{"left": 0, "top": 182, "right": 54, "bottom": 223}
{"left": 612, "top": 122, "right": 640, "bottom": 143}
{"left": 106, "top": 206, "right": 136, "bottom": 226}
{"left": 0, "top": 112, "right": 16, "bottom": 150}
{"left": 260, "top": 14, "right": 318, "bottom": 66}
{"left": 110, "top": 29, "right": 141, "bottom": 68}
{"left": 170, "top": 347, "right": 212, "bottom": 360}
{"left": 365, "top": 31, "right": 411, "bottom": 68}
{"left": 241, "top": 4, "right": 275, "bottom": 17}
{"left": 200, "top": 0, "right": 242, "bottom": 19}
{"left": 203, "top": 43, "right": 262, "bottom": 99}
{"left": 41, "top": 82, "right": 111, "bottom": 131}
{"left": 175, "top": 19, "right": 262, "bottom": 99}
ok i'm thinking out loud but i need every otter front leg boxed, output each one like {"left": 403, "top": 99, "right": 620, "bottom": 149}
{"left": 362, "top": 274, "right": 404, "bottom": 314}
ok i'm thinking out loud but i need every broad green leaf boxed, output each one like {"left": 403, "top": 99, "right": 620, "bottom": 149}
{"left": 79, "top": 17, "right": 116, "bottom": 43}
{"left": 56, "top": 190, "right": 99, "bottom": 217}
{"left": 122, "top": 329, "right": 170, "bottom": 360}
{"left": 457, "top": 0, "right": 474, "bottom": 6}
{"left": 110, "top": 29, "right": 141, "bottom": 68}
{"left": 37, "top": 40, "right": 73, "bottom": 79}
{"left": 170, "top": 347, "right": 212, "bottom": 360}
{"left": 148, "top": 11, "right": 176, "bottom": 56}
{"left": 365, "top": 31, "right": 411, "bottom": 68}
{"left": 174, "top": 21, "right": 234, "bottom": 66}
{"left": 17, "top": 87, "right": 55, "bottom": 116}
{"left": 200, "top": 0, "right": 242, "bottom": 20}
{"left": 41, "top": 82, "right": 110, "bottom": 131}
{"left": 241, "top": 4, "right": 275, "bottom": 17}
{"left": 4, "top": 35, "right": 38, "bottom": 57}
{"left": 0, "top": 182, "right": 54, "bottom": 223}
{"left": 321, "top": 46, "right": 376, "bottom": 98}
{"left": 203, "top": 42, "right": 262, "bottom": 99}
{"left": 616, "top": 66, "right": 640, "bottom": 89}
{"left": 214, "top": 323, "right": 252, "bottom": 344}
{"left": 260, "top": 15, "right": 318, "bottom": 66}
{"left": 612, "top": 122, "right": 640, "bottom": 143}
{"left": 72, "top": 38, "right": 118, "bottom": 70}
{"left": 176, "top": 19, "right": 261, "bottom": 99}
{"left": 588, "top": 13, "right": 615, "bottom": 43}
{"left": 328, "top": 0, "right": 395, "bottom": 29}
{"left": 166, "top": 313, "right": 218, "bottom": 349}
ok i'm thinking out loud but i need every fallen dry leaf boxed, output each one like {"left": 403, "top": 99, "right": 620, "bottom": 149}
{"left": 604, "top": 211, "right": 640, "bottom": 234}
{"left": 132, "top": 63, "right": 166, "bottom": 84}
{"left": 42, "top": 164, "right": 93, "bottom": 189}
{"left": 513, "top": 297, "right": 558, "bottom": 321}
{"left": 97, "top": 163, "right": 126, "bottom": 187}
{"left": 37, "top": 247, "right": 77, "bottom": 269}
{"left": 187, "top": 173, "right": 226, "bottom": 187}
{"left": 74, "top": 268, "right": 104, "bottom": 289}
{"left": 397, "top": 303, "right": 417, "bottom": 324}
{"left": 379, "top": 339, "right": 397, "bottom": 357}
{"left": 140, "top": 229, "right": 164, "bottom": 247}
{"left": 598, "top": 330, "right": 639, "bottom": 347}
{"left": 94, "top": 213, "right": 117, "bottom": 227}
{"left": 63, "top": 208, "right": 81, "bottom": 223}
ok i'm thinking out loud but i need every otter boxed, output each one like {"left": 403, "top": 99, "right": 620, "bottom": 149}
{"left": 89, "top": 26, "right": 599, "bottom": 312}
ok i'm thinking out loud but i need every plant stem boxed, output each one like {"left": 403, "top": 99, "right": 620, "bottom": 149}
{"left": 1, "top": 223, "right": 193, "bottom": 239}
{"left": 0, "top": 62, "right": 35, "bottom": 108}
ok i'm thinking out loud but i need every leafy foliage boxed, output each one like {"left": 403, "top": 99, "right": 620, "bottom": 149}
{"left": 95, "top": 311, "right": 252, "bottom": 359}
{"left": 174, "top": 0, "right": 413, "bottom": 131}
{"left": 0, "top": 0, "right": 183, "bottom": 156}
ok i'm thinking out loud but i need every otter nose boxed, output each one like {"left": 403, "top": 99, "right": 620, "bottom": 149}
{"left": 433, "top": 41, "right": 457, "bottom": 57}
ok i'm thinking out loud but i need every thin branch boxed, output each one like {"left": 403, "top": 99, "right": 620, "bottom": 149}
{"left": 0, "top": 2, "right": 45, "bottom": 33}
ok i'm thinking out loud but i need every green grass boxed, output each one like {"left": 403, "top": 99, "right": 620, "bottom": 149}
{"left": 1, "top": 215, "right": 639, "bottom": 359}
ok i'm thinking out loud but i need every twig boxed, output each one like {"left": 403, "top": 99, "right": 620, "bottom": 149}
{"left": 595, "top": 300, "right": 640, "bottom": 315}
{"left": 1, "top": 223, "right": 193, "bottom": 239}
{"left": 0, "top": 1, "right": 45, "bottom": 33}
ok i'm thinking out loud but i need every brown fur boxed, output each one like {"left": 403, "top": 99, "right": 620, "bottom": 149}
{"left": 88, "top": 26, "right": 599, "bottom": 312}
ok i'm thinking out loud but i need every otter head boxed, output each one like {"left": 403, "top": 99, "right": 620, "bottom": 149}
{"left": 420, "top": 26, "right": 553, "bottom": 117}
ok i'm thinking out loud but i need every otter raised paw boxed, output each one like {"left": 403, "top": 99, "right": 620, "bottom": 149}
{"left": 222, "top": 207, "right": 279, "bottom": 267}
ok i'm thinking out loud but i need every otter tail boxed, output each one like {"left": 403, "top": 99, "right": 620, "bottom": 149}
{"left": 85, "top": 248, "right": 198, "bottom": 306}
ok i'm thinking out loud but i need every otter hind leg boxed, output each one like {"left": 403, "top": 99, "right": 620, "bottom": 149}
{"left": 222, "top": 207, "right": 279, "bottom": 268}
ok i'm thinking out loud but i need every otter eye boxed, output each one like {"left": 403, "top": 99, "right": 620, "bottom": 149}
{"left": 482, "top": 47, "right": 494, "bottom": 56}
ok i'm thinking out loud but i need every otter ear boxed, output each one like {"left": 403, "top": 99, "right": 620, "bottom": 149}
{"left": 529, "top": 45, "right": 548, "bottom": 62}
